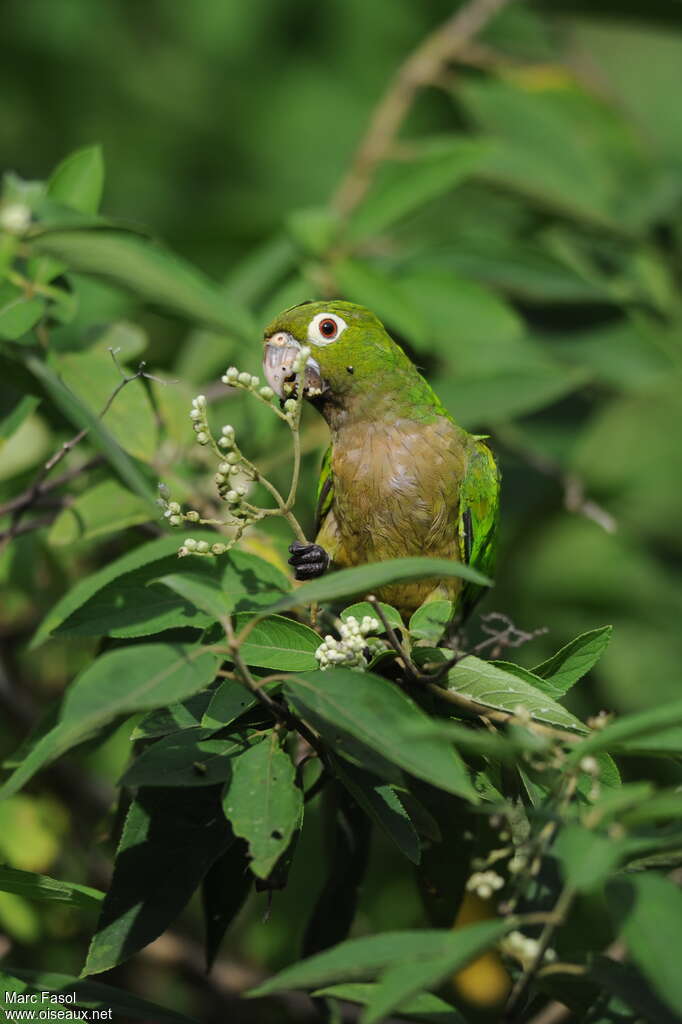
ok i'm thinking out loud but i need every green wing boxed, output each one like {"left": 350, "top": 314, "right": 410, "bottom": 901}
{"left": 457, "top": 439, "right": 500, "bottom": 618}
{"left": 314, "top": 445, "right": 334, "bottom": 534}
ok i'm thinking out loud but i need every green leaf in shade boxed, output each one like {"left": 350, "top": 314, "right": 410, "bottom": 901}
{"left": 222, "top": 732, "right": 303, "bottom": 880}
{"left": 607, "top": 873, "right": 682, "bottom": 1015}
{"left": 25, "top": 355, "right": 156, "bottom": 507}
{"left": 360, "top": 920, "right": 511, "bottom": 1024}
{"left": 446, "top": 656, "right": 588, "bottom": 734}
{"left": 0, "top": 282, "right": 45, "bottom": 340}
{"left": 120, "top": 726, "right": 265, "bottom": 787}
{"left": 332, "top": 757, "right": 421, "bottom": 865}
{"left": 31, "top": 534, "right": 213, "bottom": 647}
{"left": 283, "top": 670, "right": 477, "bottom": 800}
{"left": 0, "top": 394, "right": 39, "bottom": 443}
{"left": 408, "top": 601, "right": 453, "bottom": 644}
{"left": 532, "top": 626, "right": 612, "bottom": 696}
{"left": 0, "top": 643, "right": 217, "bottom": 800}
{"left": 312, "top": 983, "right": 465, "bottom": 1023}
{"left": 334, "top": 259, "right": 427, "bottom": 349}
{"left": 263, "top": 558, "right": 490, "bottom": 617}
{"left": 340, "top": 601, "right": 403, "bottom": 633}
{"left": 202, "top": 679, "right": 260, "bottom": 731}
{"left": 567, "top": 698, "right": 682, "bottom": 762}
{"left": 84, "top": 786, "right": 232, "bottom": 975}
{"left": 132, "top": 689, "right": 215, "bottom": 739}
{"left": 48, "top": 479, "right": 152, "bottom": 546}
{"left": 29, "top": 228, "right": 254, "bottom": 339}
{"left": 347, "top": 138, "right": 488, "bottom": 241}
{"left": 249, "top": 922, "right": 509, "bottom": 997}
{"left": 620, "top": 790, "right": 682, "bottom": 828}
{"left": 552, "top": 824, "right": 626, "bottom": 891}
{"left": 588, "top": 956, "right": 681, "bottom": 1024}
{"left": 157, "top": 571, "right": 236, "bottom": 620}
{"left": 201, "top": 840, "right": 252, "bottom": 971}
{"left": 0, "top": 867, "right": 103, "bottom": 910}
{"left": 0, "top": 969, "right": 198, "bottom": 1024}
{"left": 234, "top": 613, "right": 320, "bottom": 671}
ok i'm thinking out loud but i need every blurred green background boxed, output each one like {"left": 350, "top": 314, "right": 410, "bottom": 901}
{"left": 1, "top": 1, "right": 681, "bottom": 1020}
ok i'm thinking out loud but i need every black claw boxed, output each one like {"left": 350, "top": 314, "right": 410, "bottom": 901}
{"left": 287, "top": 541, "right": 329, "bottom": 580}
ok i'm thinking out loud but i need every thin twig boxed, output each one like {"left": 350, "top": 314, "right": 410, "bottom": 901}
{"left": 332, "top": 0, "right": 513, "bottom": 216}
{"left": 366, "top": 594, "right": 420, "bottom": 683}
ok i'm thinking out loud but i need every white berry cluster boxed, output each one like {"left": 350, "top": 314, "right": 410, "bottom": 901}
{"left": 315, "top": 615, "right": 381, "bottom": 672}
{"left": 465, "top": 870, "right": 505, "bottom": 900}
{"left": 499, "top": 930, "right": 556, "bottom": 969}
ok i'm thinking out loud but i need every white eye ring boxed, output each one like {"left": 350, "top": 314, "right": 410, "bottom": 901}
{"left": 307, "top": 312, "right": 347, "bottom": 346}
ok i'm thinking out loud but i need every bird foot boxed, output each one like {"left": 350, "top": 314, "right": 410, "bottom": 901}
{"left": 288, "top": 541, "right": 330, "bottom": 581}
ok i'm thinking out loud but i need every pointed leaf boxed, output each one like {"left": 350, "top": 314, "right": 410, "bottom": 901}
{"left": 202, "top": 679, "right": 261, "bottom": 731}
{"left": 222, "top": 732, "right": 303, "bottom": 879}
{"left": 312, "top": 984, "right": 464, "bottom": 1023}
{"left": 409, "top": 601, "right": 453, "bottom": 644}
{"left": 567, "top": 698, "right": 682, "bottom": 761}
{"left": 157, "top": 571, "right": 236, "bottom": 620}
{"left": 132, "top": 689, "right": 215, "bottom": 740}
{"left": 0, "top": 867, "right": 103, "bottom": 910}
{"left": 532, "top": 626, "right": 613, "bottom": 696}
{"left": 333, "top": 758, "right": 421, "bottom": 864}
{"left": 284, "top": 670, "right": 477, "bottom": 800}
{"left": 120, "top": 726, "right": 265, "bottom": 787}
{"left": 234, "top": 613, "right": 320, "bottom": 671}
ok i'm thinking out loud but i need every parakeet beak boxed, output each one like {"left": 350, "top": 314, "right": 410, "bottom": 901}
{"left": 263, "top": 332, "right": 327, "bottom": 400}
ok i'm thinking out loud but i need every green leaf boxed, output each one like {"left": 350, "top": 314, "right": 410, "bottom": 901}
{"left": 567, "top": 698, "right": 682, "bottom": 762}
{"left": 284, "top": 670, "right": 477, "bottom": 800}
{"left": 202, "top": 679, "right": 260, "bottom": 731}
{"left": 0, "top": 969, "right": 198, "bottom": 1024}
{"left": 234, "top": 613, "right": 321, "bottom": 671}
{"left": 222, "top": 732, "right": 303, "bottom": 879}
{"left": 48, "top": 480, "right": 152, "bottom": 546}
{"left": 532, "top": 626, "right": 612, "bottom": 696}
{"left": 347, "top": 138, "right": 488, "bottom": 241}
{"left": 25, "top": 355, "right": 156, "bottom": 508}
{"left": 332, "top": 758, "right": 421, "bottom": 865}
{"left": 120, "top": 726, "right": 265, "bottom": 787}
{"left": 408, "top": 601, "right": 453, "bottom": 644}
{"left": 0, "top": 643, "right": 217, "bottom": 800}
{"left": 553, "top": 824, "right": 626, "bottom": 891}
{"left": 334, "top": 259, "right": 426, "bottom": 348}
{"left": 0, "top": 867, "right": 103, "bottom": 910}
{"left": 47, "top": 145, "right": 104, "bottom": 215}
{"left": 132, "top": 689, "right": 215, "bottom": 739}
{"left": 29, "top": 228, "right": 254, "bottom": 338}
{"left": 361, "top": 920, "right": 510, "bottom": 1024}
{"left": 340, "top": 601, "right": 403, "bottom": 634}
{"left": 201, "top": 840, "right": 252, "bottom": 971}
{"left": 312, "top": 984, "right": 465, "bottom": 1023}
{"left": 157, "top": 571, "right": 236, "bottom": 621}
{"left": 0, "top": 282, "right": 45, "bottom": 340}
{"left": 607, "top": 873, "right": 682, "bottom": 1014}
{"left": 446, "top": 656, "right": 588, "bottom": 734}
{"left": 588, "top": 956, "right": 681, "bottom": 1024}
{"left": 264, "top": 557, "right": 490, "bottom": 617}
{"left": 0, "top": 394, "right": 39, "bottom": 444}
{"left": 84, "top": 786, "right": 232, "bottom": 975}
{"left": 250, "top": 923, "right": 509, "bottom": 997}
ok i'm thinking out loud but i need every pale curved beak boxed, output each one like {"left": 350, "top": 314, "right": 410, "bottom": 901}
{"left": 262, "top": 331, "right": 326, "bottom": 400}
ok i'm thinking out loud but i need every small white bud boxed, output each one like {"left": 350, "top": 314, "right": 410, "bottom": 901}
{"left": 218, "top": 462, "right": 230, "bottom": 474}
{"left": 221, "top": 425, "right": 234, "bottom": 437}
{"left": 185, "top": 510, "right": 199, "bottom": 522}
{"left": 190, "top": 408, "right": 202, "bottom": 420}
{"left": 0, "top": 202, "right": 31, "bottom": 234}
{"left": 218, "top": 436, "right": 232, "bottom": 448}
{"left": 284, "top": 398, "right": 297, "bottom": 413}
{"left": 184, "top": 539, "right": 198, "bottom": 551}
{"left": 226, "top": 452, "right": 240, "bottom": 465}
{"left": 196, "top": 431, "right": 209, "bottom": 445}
{"left": 229, "top": 464, "right": 240, "bottom": 475}
{"left": 168, "top": 502, "right": 181, "bottom": 514}
{"left": 196, "top": 541, "right": 210, "bottom": 554}
{"left": 157, "top": 482, "right": 170, "bottom": 497}
{"left": 250, "top": 375, "right": 259, "bottom": 388}
{"left": 212, "top": 543, "right": 227, "bottom": 555}
{"left": 226, "top": 490, "right": 239, "bottom": 503}
{"left": 238, "top": 372, "right": 251, "bottom": 386}
{"left": 169, "top": 514, "right": 182, "bottom": 526}
{"left": 259, "top": 386, "right": 274, "bottom": 400}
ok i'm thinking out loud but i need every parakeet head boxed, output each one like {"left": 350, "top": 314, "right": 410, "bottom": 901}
{"left": 262, "top": 300, "right": 421, "bottom": 421}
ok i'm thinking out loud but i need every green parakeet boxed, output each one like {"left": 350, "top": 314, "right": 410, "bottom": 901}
{"left": 262, "top": 300, "right": 500, "bottom": 620}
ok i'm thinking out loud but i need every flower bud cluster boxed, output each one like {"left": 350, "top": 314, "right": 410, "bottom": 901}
{"left": 315, "top": 615, "right": 381, "bottom": 672}
{"left": 178, "top": 537, "right": 230, "bottom": 558}
{"left": 189, "top": 394, "right": 211, "bottom": 446}
{"left": 465, "top": 870, "right": 505, "bottom": 900}
{"left": 221, "top": 365, "right": 273, "bottom": 400}
{"left": 499, "top": 931, "right": 556, "bottom": 969}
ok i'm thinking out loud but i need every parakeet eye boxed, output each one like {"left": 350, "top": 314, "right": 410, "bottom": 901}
{"left": 307, "top": 312, "right": 347, "bottom": 346}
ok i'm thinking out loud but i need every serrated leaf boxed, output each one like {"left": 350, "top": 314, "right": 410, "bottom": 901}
{"left": 0, "top": 643, "right": 217, "bottom": 800}
{"left": 284, "top": 670, "right": 477, "bottom": 800}
{"left": 333, "top": 757, "right": 421, "bottom": 865}
{"left": 361, "top": 920, "right": 511, "bottom": 1024}
{"left": 263, "top": 557, "right": 490, "bottom": 617}
{"left": 312, "top": 984, "right": 464, "bottom": 1023}
{"left": 532, "top": 626, "right": 612, "bottom": 696}
{"left": 234, "top": 613, "right": 320, "bottom": 671}
{"left": 446, "top": 656, "right": 588, "bottom": 733}
{"left": 84, "top": 786, "right": 231, "bottom": 974}
{"left": 120, "top": 726, "right": 266, "bottom": 787}
{"left": 222, "top": 732, "right": 303, "bottom": 879}
{"left": 0, "top": 969, "right": 198, "bottom": 1024}
{"left": 0, "top": 867, "right": 103, "bottom": 910}
{"left": 29, "top": 228, "right": 254, "bottom": 339}
{"left": 250, "top": 923, "right": 509, "bottom": 997}
{"left": 408, "top": 601, "right": 453, "bottom": 644}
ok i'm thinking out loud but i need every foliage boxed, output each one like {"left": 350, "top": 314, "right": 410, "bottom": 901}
{"left": 1, "top": 3, "right": 682, "bottom": 1023}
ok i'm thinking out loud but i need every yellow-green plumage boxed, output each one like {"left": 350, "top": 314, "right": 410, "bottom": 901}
{"left": 263, "top": 300, "right": 500, "bottom": 620}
